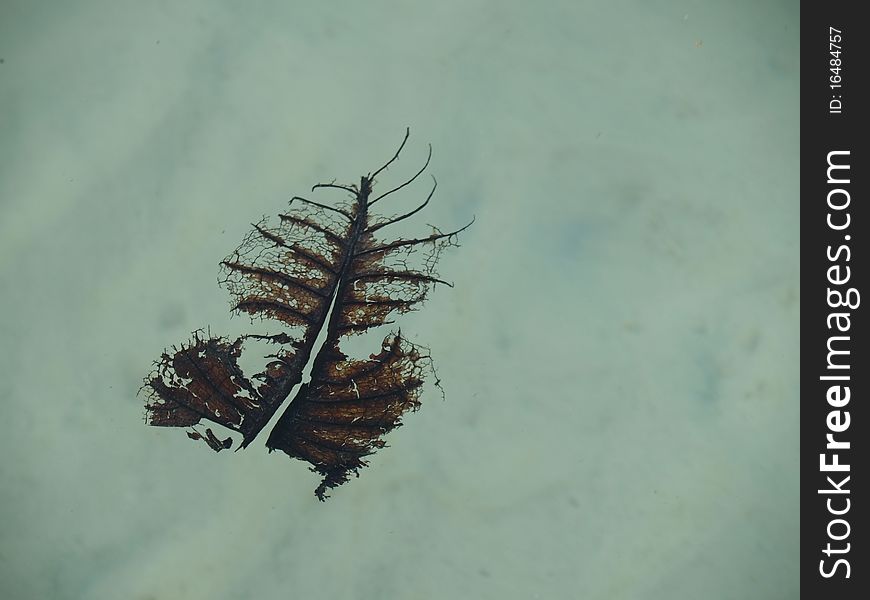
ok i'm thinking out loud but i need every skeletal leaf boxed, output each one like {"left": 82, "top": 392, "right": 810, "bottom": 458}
{"left": 144, "top": 129, "right": 471, "bottom": 499}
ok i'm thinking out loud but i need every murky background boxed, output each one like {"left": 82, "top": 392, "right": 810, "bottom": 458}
{"left": 0, "top": 1, "right": 798, "bottom": 598}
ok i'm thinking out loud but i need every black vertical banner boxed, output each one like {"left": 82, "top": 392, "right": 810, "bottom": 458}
{"left": 802, "top": 2, "right": 869, "bottom": 597}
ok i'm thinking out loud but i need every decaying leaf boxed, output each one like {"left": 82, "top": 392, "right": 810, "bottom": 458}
{"left": 144, "top": 129, "right": 471, "bottom": 500}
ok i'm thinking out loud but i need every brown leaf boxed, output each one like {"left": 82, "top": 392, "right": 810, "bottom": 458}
{"left": 144, "top": 128, "right": 470, "bottom": 499}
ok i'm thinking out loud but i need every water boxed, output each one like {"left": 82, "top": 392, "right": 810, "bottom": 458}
{"left": 0, "top": 1, "right": 798, "bottom": 598}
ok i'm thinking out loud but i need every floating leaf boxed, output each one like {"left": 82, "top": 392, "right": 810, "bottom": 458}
{"left": 144, "top": 129, "right": 471, "bottom": 499}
